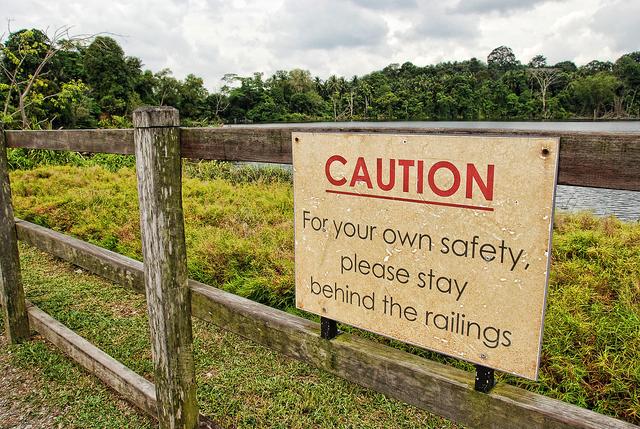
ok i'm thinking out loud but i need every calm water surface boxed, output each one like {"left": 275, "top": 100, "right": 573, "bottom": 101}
{"left": 555, "top": 185, "right": 639, "bottom": 221}
{"left": 229, "top": 120, "right": 640, "bottom": 132}
{"left": 235, "top": 121, "right": 639, "bottom": 221}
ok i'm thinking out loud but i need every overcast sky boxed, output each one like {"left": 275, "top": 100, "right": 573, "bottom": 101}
{"left": 3, "top": 0, "right": 638, "bottom": 90}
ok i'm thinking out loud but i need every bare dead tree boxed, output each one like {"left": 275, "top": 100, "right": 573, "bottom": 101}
{"left": 528, "top": 67, "right": 563, "bottom": 119}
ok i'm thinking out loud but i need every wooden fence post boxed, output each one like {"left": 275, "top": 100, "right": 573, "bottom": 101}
{"left": 133, "top": 107, "right": 199, "bottom": 429}
{"left": 0, "top": 129, "right": 30, "bottom": 343}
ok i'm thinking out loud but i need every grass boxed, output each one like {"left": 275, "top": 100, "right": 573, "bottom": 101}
{"left": 524, "top": 215, "right": 640, "bottom": 419}
{"left": 7, "top": 148, "right": 137, "bottom": 172}
{"left": 1, "top": 245, "right": 455, "bottom": 428}
{"left": 4, "top": 161, "right": 640, "bottom": 424}
{"left": 184, "top": 160, "right": 293, "bottom": 185}
{"left": 9, "top": 164, "right": 296, "bottom": 309}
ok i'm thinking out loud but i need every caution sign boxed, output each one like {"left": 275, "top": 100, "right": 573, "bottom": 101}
{"left": 293, "top": 133, "right": 559, "bottom": 379}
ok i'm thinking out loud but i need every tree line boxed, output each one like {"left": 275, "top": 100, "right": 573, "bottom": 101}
{"left": 2, "top": 27, "right": 640, "bottom": 129}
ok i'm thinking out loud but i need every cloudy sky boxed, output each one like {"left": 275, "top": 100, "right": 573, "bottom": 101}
{"left": 3, "top": 0, "right": 637, "bottom": 89}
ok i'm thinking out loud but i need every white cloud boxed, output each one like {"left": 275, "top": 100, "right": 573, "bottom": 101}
{"left": 269, "top": 0, "right": 389, "bottom": 51}
{"left": 592, "top": 0, "right": 640, "bottom": 55}
{"left": 400, "top": 3, "right": 478, "bottom": 40}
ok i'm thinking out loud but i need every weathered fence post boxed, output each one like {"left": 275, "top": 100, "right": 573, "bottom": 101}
{"left": 134, "top": 107, "right": 199, "bottom": 428}
{"left": 0, "top": 129, "right": 30, "bottom": 343}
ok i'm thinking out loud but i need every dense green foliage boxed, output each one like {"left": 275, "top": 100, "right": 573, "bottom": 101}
{"left": 7, "top": 163, "right": 640, "bottom": 423}
{"left": 2, "top": 29, "right": 640, "bottom": 129}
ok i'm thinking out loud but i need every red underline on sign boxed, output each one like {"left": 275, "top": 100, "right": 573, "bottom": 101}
{"left": 325, "top": 189, "right": 495, "bottom": 212}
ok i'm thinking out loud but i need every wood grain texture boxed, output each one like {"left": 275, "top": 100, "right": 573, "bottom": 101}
{"left": 133, "top": 107, "right": 199, "bottom": 429}
{"left": 180, "top": 127, "right": 293, "bottom": 163}
{"left": 183, "top": 127, "right": 640, "bottom": 192}
{"left": 5, "top": 129, "right": 134, "bottom": 154}
{"left": 27, "top": 302, "right": 223, "bottom": 429}
{"left": 27, "top": 303, "right": 157, "bottom": 416}
{"left": 134, "top": 106, "right": 181, "bottom": 128}
{"left": 5, "top": 126, "right": 639, "bottom": 190}
{"left": 16, "top": 220, "right": 638, "bottom": 429}
{"left": 556, "top": 132, "right": 640, "bottom": 191}
{"left": 190, "top": 281, "right": 636, "bottom": 429}
{"left": 15, "top": 220, "right": 144, "bottom": 292}
{"left": 0, "top": 130, "right": 29, "bottom": 343}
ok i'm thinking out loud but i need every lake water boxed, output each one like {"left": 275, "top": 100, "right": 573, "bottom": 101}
{"left": 230, "top": 120, "right": 640, "bottom": 132}
{"left": 233, "top": 121, "right": 640, "bottom": 221}
{"left": 555, "top": 185, "right": 639, "bottom": 221}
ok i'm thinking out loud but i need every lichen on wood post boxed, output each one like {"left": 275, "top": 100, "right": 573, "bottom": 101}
{"left": 133, "top": 107, "right": 199, "bottom": 429}
{"left": 0, "top": 129, "right": 30, "bottom": 343}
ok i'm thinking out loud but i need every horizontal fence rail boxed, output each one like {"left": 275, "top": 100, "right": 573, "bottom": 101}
{"left": 5, "top": 127, "right": 640, "bottom": 191}
{"left": 4, "top": 122, "right": 639, "bottom": 428}
{"left": 26, "top": 303, "right": 158, "bottom": 417}
{"left": 15, "top": 219, "right": 638, "bottom": 429}
{"left": 26, "top": 302, "right": 221, "bottom": 429}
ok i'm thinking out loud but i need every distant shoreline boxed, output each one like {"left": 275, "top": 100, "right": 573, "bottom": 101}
{"left": 226, "top": 120, "right": 640, "bottom": 132}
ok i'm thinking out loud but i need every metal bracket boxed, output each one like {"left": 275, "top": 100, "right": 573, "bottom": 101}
{"left": 474, "top": 364, "right": 495, "bottom": 393}
{"left": 320, "top": 317, "right": 338, "bottom": 340}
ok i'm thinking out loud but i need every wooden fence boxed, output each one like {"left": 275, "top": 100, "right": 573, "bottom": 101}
{"left": 1, "top": 106, "right": 639, "bottom": 429}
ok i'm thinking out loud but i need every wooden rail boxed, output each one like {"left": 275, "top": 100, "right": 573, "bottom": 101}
{"left": 26, "top": 302, "right": 221, "bottom": 429}
{"left": 27, "top": 303, "right": 158, "bottom": 417}
{"left": 3, "top": 120, "right": 639, "bottom": 428}
{"left": 15, "top": 219, "right": 638, "bottom": 429}
{"left": 5, "top": 127, "right": 640, "bottom": 191}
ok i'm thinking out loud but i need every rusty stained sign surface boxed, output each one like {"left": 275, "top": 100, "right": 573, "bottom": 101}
{"left": 293, "top": 132, "right": 559, "bottom": 379}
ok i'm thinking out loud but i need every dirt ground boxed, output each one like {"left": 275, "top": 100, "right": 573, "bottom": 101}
{"left": 0, "top": 334, "right": 60, "bottom": 429}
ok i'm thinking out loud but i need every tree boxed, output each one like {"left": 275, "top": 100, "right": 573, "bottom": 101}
{"left": 126, "top": 56, "right": 154, "bottom": 106}
{"left": 83, "top": 36, "right": 136, "bottom": 115}
{"left": 528, "top": 66, "right": 563, "bottom": 118}
{"left": 225, "top": 72, "right": 267, "bottom": 122}
{"left": 133, "top": 69, "right": 157, "bottom": 105}
{"left": 153, "top": 68, "right": 181, "bottom": 107}
{"left": 528, "top": 54, "right": 547, "bottom": 68}
{"left": 6, "top": 25, "right": 640, "bottom": 127}
{"left": 246, "top": 94, "right": 284, "bottom": 122}
{"left": 325, "top": 75, "right": 347, "bottom": 120}
{"left": 487, "top": 46, "right": 518, "bottom": 71}
{"left": 615, "top": 53, "right": 640, "bottom": 87}
{"left": 613, "top": 53, "right": 640, "bottom": 116}
{"left": 178, "top": 74, "right": 208, "bottom": 119}
{"left": 0, "top": 26, "right": 92, "bottom": 128}
{"left": 206, "top": 74, "right": 235, "bottom": 120}
{"left": 288, "top": 69, "right": 314, "bottom": 93}
{"left": 357, "top": 79, "right": 373, "bottom": 119}
{"left": 570, "top": 72, "right": 619, "bottom": 119}
{"left": 52, "top": 79, "right": 99, "bottom": 128}
{"left": 580, "top": 60, "right": 613, "bottom": 75}
{"left": 553, "top": 61, "right": 577, "bottom": 73}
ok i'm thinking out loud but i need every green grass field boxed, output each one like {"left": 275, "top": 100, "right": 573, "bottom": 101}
{"left": 1, "top": 245, "right": 454, "bottom": 428}
{"left": 2, "top": 160, "right": 639, "bottom": 425}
